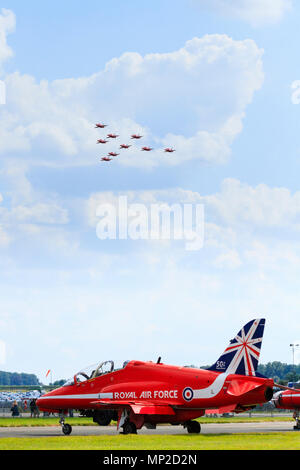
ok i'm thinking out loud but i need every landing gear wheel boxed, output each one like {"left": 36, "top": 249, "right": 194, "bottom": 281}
{"left": 123, "top": 421, "right": 137, "bottom": 435}
{"left": 186, "top": 421, "right": 201, "bottom": 434}
{"left": 62, "top": 424, "right": 72, "bottom": 435}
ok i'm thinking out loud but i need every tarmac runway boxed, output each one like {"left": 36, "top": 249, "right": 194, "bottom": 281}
{"left": 0, "top": 421, "right": 296, "bottom": 438}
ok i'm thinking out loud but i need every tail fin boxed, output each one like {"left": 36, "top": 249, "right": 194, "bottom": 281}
{"left": 207, "top": 319, "right": 266, "bottom": 376}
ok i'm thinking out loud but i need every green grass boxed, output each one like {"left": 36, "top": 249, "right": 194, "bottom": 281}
{"left": 0, "top": 433, "right": 299, "bottom": 450}
{"left": 0, "top": 415, "right": 292, "bottom": 427}
{"left": 0, "top": 417, "right": 97, "bottom": 427}
{"left": 198, "top": 416, "right": 292, "bottom": 423}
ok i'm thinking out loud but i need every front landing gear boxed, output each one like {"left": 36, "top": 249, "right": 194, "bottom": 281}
{"left": 184, "top": 420, "right": 201, "bottom": 434}
{"left": 60, "top": 417, "right": 73, "bottom": 435}
{"left": 293, "top": 411, "right": 300, "bottom": 430}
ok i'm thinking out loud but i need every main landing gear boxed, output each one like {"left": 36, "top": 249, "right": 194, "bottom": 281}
{"left": 119, "top": 410, "right": 138, "bottom": 434}
{"left": 118, "top": 410, "right": 201, "bottom": 435}
{"left": 60, "top": 417, "right": 73, "bottom": 435}
{"left": 184, "top": 420, "right": 201, "bottom": 434}
{"left": 122, "top": 421, "right": 137, "bottom": 435}
{"left": 120, "top": 420, "right": 201, "bottom": 434}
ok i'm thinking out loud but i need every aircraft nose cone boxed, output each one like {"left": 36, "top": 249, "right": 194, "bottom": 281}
{"left": 36, "top": 397, "right": 43, "bottom": 409}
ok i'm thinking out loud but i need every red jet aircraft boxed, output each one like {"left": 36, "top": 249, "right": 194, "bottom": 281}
{"left": 141, "top": 147, "right": 153, "bottom": 152}
{"left": 120, "top": 144, "right": 131, "bottom": 149}
{"left": 273, "top": 384, "right": 300, "bottom": 430}
{"left": 97, "top": 139, "right": 108, "bottom": 144}
{"left": 165, "top": 148, "right": 176, "bottom": 153}
{"left": 107, "top": 134, "right": 119, "bottom": 139}
{"left": 95, "top": 123, "right": 108, "bottom": 129}
{"left": 108, "top": 152, "right": 120, "bottom": 157}
{"left": 131, "top": 134, "right": 143, "bottom": 140}
{"left": 101, "top": 157, "right": 112, "bottom": 162}
{"left": 37, "top": 319, "right": 273, "bottom": 436}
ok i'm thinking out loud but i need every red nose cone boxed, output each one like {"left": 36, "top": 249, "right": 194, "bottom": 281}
{"left": 36, "top": 386, "right": 65, "bottom": 411}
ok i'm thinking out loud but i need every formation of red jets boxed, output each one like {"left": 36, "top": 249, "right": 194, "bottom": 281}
{"left": 95, "top": 123, "right": 176, "bottom": 163}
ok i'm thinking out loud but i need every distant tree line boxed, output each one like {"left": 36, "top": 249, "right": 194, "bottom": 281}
{"left": 257, "top": 362, "right": 300, "bottom": 384}
{"left": 0, "top": 371, "right": 40, "bottom": 386}
{"left": 200, "top": 361, "right": 300, "bottom": 384}
{"left": 52, "top": 380, "right": 65, "bottom": 387}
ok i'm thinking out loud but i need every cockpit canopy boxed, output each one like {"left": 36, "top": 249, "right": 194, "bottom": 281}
{"left": 63, "top": 360, "right": 130, "bottom": 387}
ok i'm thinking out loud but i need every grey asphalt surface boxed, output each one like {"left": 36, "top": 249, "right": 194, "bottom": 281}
{"left": 0, "top": 421, "right": 296, "bottom": 438}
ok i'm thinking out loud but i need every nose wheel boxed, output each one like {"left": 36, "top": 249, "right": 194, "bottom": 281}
{"left": 60, "top": 417, "right": 73, "bottom": 435}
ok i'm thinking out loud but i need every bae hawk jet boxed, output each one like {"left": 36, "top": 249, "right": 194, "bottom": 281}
{"left": 37, "top": 319, "right": 274, "bottom": 436}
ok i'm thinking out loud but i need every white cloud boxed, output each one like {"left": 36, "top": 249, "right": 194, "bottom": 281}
{"left": 0, "top": 9, "right": 15, "bottom": 72}
{"left": 204, "top": 178, "right": 300, "bottom": 229}
{"left": 79, "top": 181, "right": 300, "bottom": 273}
{"left": 197, "top": 0, "right": 292, "bottom": 26}
{"left": 0, "top": 163, "right": 34, "bottom": 204}
{"left": 87, "top": 178, "right": 300, "bottom": 236}
{"left": 86, "top": 180, "right": 300, "bottom": 260}
{"left": 214, "top": 249, "right": 242, "bottom": 269}
{"left": 0, "top": 193, "right": 10, "bottom": 247}
{"left": 0, "top": 35, "right": 264, "bottom": 168}
{"left": 245, "top": 240, "right": 300, "bottom": 270}
{"left": 291, "top": 80, "right": 300, "bottom": 104}
{"left": 198, "top": 179, "right": 300, "bottom": 274}
{"left": 11, "top": 203, "right": 69, "bottom": 225}
{"left": 0, "top": 226, "right": 10, "bottom": 247}
{"left": 0, "top": 167, "right": 70, "bottom": 254}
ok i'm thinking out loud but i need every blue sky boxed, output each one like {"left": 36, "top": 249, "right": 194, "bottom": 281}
{"left": 0, "top": 0, "right": 300, "bottom": 382}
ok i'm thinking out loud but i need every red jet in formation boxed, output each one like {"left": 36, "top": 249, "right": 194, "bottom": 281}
{"left": 37, "top": 319, "right": 274, "bottom": 436}
{"left": 101, "top": 157, "right": 112, "bottom": 162}
{"left": 141, "top": 147, "right": 153, "bottom": 152}
{"left": 120, "top": 144, "right": 131, "bottom": 149}
{"left": 131, "top": 134, "right": 143, "bottom": 140}
{"left": 107, "top": 134, "right": 119, "bottom": 139}
{"left": 95, "top": 123, "right": 108, "bottom": 129}
{"left": 108, "top": 152, "right": 119, "bottom": 157}
{"left": 97, "top": 139, "right": 108, "bottom": 144}
{"left": 165, "top": 148, "right": 176, "bottom": 153}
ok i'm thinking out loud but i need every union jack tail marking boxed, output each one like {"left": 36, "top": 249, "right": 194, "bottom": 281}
{"left": 207, "top": 319, "right": 265, "bottom": 376}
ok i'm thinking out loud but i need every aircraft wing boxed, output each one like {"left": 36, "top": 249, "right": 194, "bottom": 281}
{"left": 90, "top": 400, "right": 175, "bottom": 416}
